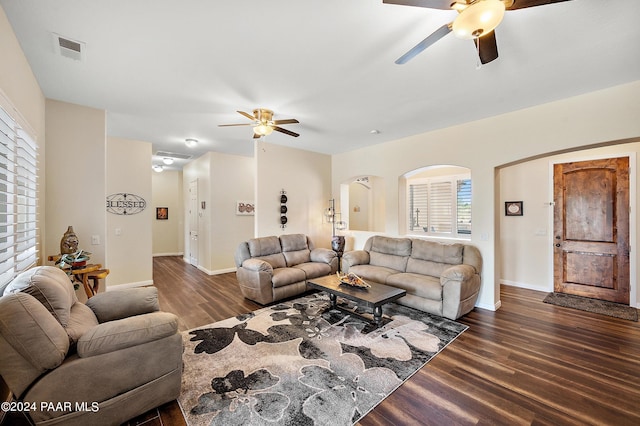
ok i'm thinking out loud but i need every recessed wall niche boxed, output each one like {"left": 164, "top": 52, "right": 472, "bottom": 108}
{"left": 340, "top": 175, "right": 385, "bottom": 232}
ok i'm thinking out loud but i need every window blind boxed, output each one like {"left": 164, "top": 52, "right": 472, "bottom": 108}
{"left": 428, "top": 180, "right": 453, "bottom": 233}
{"left": 408, "top": 183, "right": 428, "bottom": 232}
{"left": 407, "top": 174, "right": 471, "bottom": 238}
{"left": 0, "top": 105, "right": 38, "bottom": 288}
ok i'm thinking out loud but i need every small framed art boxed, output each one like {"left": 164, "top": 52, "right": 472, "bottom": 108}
{"left": 236, "top": 201, "right": 255, "bottom": 216}
{"left": 505, "top": 201, "right": 523, "bottom": 216}
{"left": 156, "top": 207, "right": 168, "bottom": 220}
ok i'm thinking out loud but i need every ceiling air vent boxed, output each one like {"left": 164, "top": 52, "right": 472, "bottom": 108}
{"left": 52, "top": 33, "right": 85, "bottom": 61}
{"left": 155, "top": 151, "right": 193, "bottom": 160}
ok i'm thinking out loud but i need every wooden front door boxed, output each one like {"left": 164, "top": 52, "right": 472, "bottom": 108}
{"left": 553, "top": 157, "right": 630, "bottom": 304}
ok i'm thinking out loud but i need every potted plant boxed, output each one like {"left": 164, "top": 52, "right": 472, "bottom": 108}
{"left": 55, "top": 249, "right": 91, "bottom": 289}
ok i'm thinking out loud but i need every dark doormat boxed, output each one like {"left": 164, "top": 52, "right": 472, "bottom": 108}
{"left": 543, "top": 292, "right": 638, "bottom": 322}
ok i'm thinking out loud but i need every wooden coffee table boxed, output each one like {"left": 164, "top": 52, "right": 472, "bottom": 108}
{"left": 308, "top": 274, "right": 406, "bottom": 327}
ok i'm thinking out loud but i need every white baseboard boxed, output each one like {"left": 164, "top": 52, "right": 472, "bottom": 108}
{"left": 501, "top": 279, "right": 552, "bottom": 292}
{"left": 106, "top": 280, "right": 154, "bottom": 291}
{"left": 197, "top": 265, "right": 236, "bottom": 276}
{"left": 153, "top": 252, "right": 183, "bottom": 257}
{"left": 475, "top": 299, "right": 501, "bottom": 311}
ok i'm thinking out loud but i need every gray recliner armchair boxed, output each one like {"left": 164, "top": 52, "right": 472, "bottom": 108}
{"left": 0, "top": 266, "right": 182, "bottom": 426}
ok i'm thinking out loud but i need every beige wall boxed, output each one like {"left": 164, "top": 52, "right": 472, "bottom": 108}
{"left": 183, "top": 151, "right": 254, "bottom": 273}
{"left": 333, "top": 81, "right": 640, "bottom": 311}
{"left": 152, "top": 170, "right": 184, "bottom": 256}
{"left": 45, "top": 101, "right": 106, "bottom": 289}
{"left": 255, "top": 142, "right": 332, "bottom": 248}
{"left": 106, "top": 137, "right": 153, "bottom": 287}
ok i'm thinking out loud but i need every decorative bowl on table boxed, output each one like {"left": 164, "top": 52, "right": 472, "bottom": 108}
{"left": 336, "top": 272, "right": 371, "bottom": 288}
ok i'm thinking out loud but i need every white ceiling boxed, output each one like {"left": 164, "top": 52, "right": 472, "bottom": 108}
{"left": 2, "top": 0, "right": 639, "bottom": 170}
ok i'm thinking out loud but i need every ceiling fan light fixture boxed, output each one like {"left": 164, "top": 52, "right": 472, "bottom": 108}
{"left": 452, "top": 0, "right": 505, "bottom": 40}
{"left": 254, "top": 123, "right": 274, "bottom": 136}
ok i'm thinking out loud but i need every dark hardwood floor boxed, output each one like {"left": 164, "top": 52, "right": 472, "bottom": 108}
{"left": 153, "top": 255, "right": 640, "bottom": 426}
{"left": 4, "top": 256, "right": 638, "bottom": 425}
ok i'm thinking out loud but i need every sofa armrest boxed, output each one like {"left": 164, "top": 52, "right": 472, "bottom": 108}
{"left": 85, "top": 287, "right": 159, "bottom": 323}
{"left": 310, "top": 248, "right": 337, "bottom": 264}
{"left": 77, "top": 311, "right": 178, "bottom": 358}
{"left": 342, "top": 250, "right": 370, "bottom": 271}
{"left": 440, "top": 264, "right": 481, "bottom": 320}
{"left": 440, "top": 264, "right": 477, "bottom": 285}
{"left": 241, "top": 258, "right": 273, "bottom": 274}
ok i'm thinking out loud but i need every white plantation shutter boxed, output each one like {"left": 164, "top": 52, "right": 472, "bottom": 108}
{"left": 0, "top": 105, "right": 38, "bottom": 288}
{"left": 428, "top": 180, "right": 453, "bottom": 233}
{"left": 408, "top": 183, "right": 428, "bottom": 232}
{"left": 407, "top": 174, "right": 471, "bottom": 238}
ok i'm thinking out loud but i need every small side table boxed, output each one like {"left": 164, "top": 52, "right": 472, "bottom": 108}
{"left": 47, "top": 255, "right": 110, "bottom": 298}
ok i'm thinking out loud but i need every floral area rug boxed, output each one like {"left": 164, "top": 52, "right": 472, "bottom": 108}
{"left": 178, "top": 292, "right": 467, "bottom": 426}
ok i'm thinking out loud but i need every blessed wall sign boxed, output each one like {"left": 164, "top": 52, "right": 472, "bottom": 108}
{"left": 106, "top": 193, "right": 147, "bottom": 215}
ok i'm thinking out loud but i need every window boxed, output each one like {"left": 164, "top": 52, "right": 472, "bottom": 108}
{"left": 0, "top": 105, "right": 38, "bottom": 288}
{"left": 407, "top": 174, "right": 471, "bottom": 238}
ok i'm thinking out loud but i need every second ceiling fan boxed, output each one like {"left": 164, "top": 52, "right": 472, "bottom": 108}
{"left": 385, "top": 0, "right": 572, "bottom": 65}
{"left": 219, "top": 109, "right": 300, "bottom": 139}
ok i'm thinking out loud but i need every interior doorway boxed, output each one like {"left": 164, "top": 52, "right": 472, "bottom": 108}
{"left": 553, "top": 157, "right": 630, "bottom": 304}
{"left": 188, "top": 179, "right": 199, "bottom": 266}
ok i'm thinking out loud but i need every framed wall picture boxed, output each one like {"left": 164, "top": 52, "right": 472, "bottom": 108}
{"left": 236, "top": 201, "right": 255, "bottom": 216}
{"left": 505, "top": 201, "right": 523, "bottom": 216}
{"left": 156, "top": 207, "right": 168, "bottom": 220}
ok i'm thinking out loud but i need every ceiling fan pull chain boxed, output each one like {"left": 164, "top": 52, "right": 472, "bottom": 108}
{"left": 475, "top": 39, "right": 482, "bottom": 69}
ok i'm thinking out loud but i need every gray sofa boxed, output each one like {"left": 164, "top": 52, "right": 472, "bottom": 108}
{"left": 0, "top": 266, "right": 182, "bottom": 426}
{"left": 235, "top": 234, "right": 338, "bottom": 304}
{"left": 342, "top": 236, "right": 482, "bottom": 319}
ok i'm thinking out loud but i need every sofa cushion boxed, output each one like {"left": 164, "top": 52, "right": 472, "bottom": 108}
{"left": 371, "top": 236, "right": 412, "bottom": 256}
{"left": 406, "top": 258, "right": 451, "bottom": 279}
{"left": 349, "top": 264, "right": 399, "bottom": 284}
{"left": 280, "top": 234, "right": 312, "bottom": 266}
{"left": 77, "top": 312, "right": 178, "bottom": 358}
{"left": 280, "top": 234, "right": 309, "bottom": 252}
{"left": 271, "top": 267, "right": 306, "bottom": 288}
{"left": 86, "top": 287, "right": 159, "bottom": 323}
{"left": 293, "top": 262, "right": 332, "bottom": 279}
{"left": 247, "top": 236, "right": 286, "bottom": 269}
{"left": 411, "top": 239, "right": 463, "bottom": 264}
{"left": 248, "top": 236, "right": 282, "bottom": 257}
{"left": 406, "top": 240, "right": 464, "bottom": 278}
{"left": 0, "top": 293, "right": 70, "bottom": 371}
{"left": 283, "top": 249, "right": 311, "bottom": 267}
{"left": 4, "top": 266, "right": 76, "bottom": 327}
{"left": 368, "top": 236, "right": 411, "bottom": 272}
{"left": 65, "top": 302, "right": 99, "bottom": 346}
{"left": 386, "top": 273, "right": 442, "bottom": 300}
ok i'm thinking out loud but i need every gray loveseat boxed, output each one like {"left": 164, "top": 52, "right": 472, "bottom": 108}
{"left": 235, "top": 234, "right": 338, "bottom": 304}
{"left": 0, "top": 266, "right": 182, "bottom": 426}
{"left": 342, "top": 236, "right": 482, "bottom": 319}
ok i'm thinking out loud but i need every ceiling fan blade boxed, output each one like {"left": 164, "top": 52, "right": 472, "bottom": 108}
{"left": 473, "top": 30, "right": 499, "bottom": 64}
{"left": 237, "top": 110, "right": 257, "bottom": 121}
{"left": 395, "top": 23, "right": 452, "bottom": 65}
{"left": 272, "top": 119, "right": 299, "bottom": 125}
{"left": 272, "top": 126, "right": 299, "bottom": 138}
{"left": 382, "top": 0, "right": 453, "bottom": 10}
{"left": 506, "top": 0, "right": 572, "bottom": 10}
{"left": 218, "top": 123, "right": 253, "bottom": 127}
